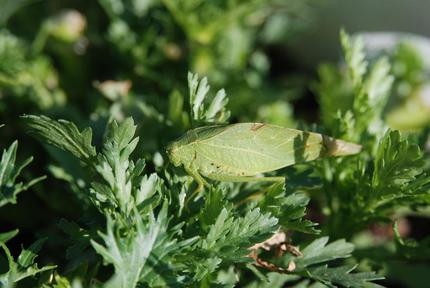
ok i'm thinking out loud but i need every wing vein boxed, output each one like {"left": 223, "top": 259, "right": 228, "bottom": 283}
{"left": 273, "top": 137, "right": 295, "bottom": 148}
{"left": 199, "top": 142, "right": 279, "bottom": 161}
{"left": 196, "top": 148, "right": 251, "bottom": 176}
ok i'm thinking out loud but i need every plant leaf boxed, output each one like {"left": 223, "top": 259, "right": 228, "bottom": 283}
{"left": 23, "top": 115, "right": 96, "bottom": 162}
{"left": 0, "top": 141, "right": 44, "bottom": 207}
{"left": 91, "top": 211, "right": 160, "bottom": 288}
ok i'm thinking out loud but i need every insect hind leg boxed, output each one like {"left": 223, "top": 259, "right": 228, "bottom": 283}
{"left": 206, "top": 173, "right": 285, "bottom": 184}
{"left": 184, "top": 166, "right": 210, "bottom": 205}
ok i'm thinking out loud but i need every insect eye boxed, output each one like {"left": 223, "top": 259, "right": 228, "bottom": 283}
{"left": 166, "top": 142, "right": 177, "bottom": 154}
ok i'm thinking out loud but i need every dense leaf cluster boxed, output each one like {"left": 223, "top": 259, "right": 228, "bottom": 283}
{"left": 0, "top": 1, "right": 429, "bottom": 287}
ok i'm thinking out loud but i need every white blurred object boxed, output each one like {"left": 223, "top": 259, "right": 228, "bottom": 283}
{"left": 47, "top": 10, "right": 87, "bottom": 42}
{"left": 358, "top": 32, "right": 430, "bottom": 69}
{"left": 419, "top": 84, "right": 430, "bottom": 108}
{"left": 354, "top": 32, "right": 430, "bottom": 131}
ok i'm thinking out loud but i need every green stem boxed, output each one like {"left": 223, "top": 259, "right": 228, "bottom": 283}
{"left": 32, "top": 24, "right": 50, "bottom": 54}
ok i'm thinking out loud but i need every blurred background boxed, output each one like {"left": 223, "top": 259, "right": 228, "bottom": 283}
{"left": 1, "top": 0, "right": 430, "bottom": 287}
{"left": 290, "top": 0, "right": 430, "bottom": 67}
{"left": 3, "top": 0, "right": 430, "bottom": 129}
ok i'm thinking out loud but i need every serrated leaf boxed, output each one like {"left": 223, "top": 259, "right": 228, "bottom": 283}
{"left": 107, "top": 118, "right": 137, "bottom": 151}
{"left": 90, "top": 210, "right": 160, "bottom": 288}
{"left": 314, "top": 64, "right": 354, "bottom": 133}
{"left": 200, "top": 207, "right": 278, "bottom": 261}
{"left": 189, "top": 72, "right": 209, "bottom": 120}
{"left": 135, "top": 173, "right": 160, "bottom": 205}
{"left": 0, "top": 237, "right": 55, "bottom": 287}
{"left": 0, "top": 141, "right": 44, "bottom": 207}
{"left": 296, "top": 237, "right": 354, "bottom": 268}
{"left": 340, "top": 29, "right": 367, "bottom": 88}
{"left": 187, "top": 72, "right": 230, "bottom": 124}
{"left": 194, "top": 257, "right": 222, "bottom": 281}
{"left": 259, "top": 183, "right": 319, "bottom": 234}
{"left": 23, "top": 115, "right": 96, "bottom": 162}
{"left": 91, "top": 117, "right": 147, "bottom": 217}
{"left": 17, "top": 238, "right": 47, "bottom": 268}
{"left": 319, "top": 30, "right": 393, "bottom": 140}
{"left": 274, "top": 237, "right": 383, "bottom": 288}
{"left": 367, "top": 130, "right": 430, "bottom": 213}
{"left": 363, "top": 57, "right": 393, "bottom": 110}
{"left": 205, "top": 88, "right": 230, "bottom": 121}
{"left": 199, "top": 187, "right": 229, "bottom": 229}
{"left": 139, "top": 211, "right": 199, "bottom": 287}
{"left": 354, "top": 57, "right": 393, "bottom": 136}
{"left": 307, "top": 264, "right": 384, "bottom": 288}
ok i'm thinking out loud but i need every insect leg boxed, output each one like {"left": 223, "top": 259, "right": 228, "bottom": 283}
{"left": 184, "top": 167, "right": 212, "bottom": 206}
{"left": 206, "top": 173, "right": 285, "bottom": 184}
{"left": 245, "top": 176, "right": 285, "bottom": 183}
{"left": 185, "top": 166, "right": 208, "bottom": 188}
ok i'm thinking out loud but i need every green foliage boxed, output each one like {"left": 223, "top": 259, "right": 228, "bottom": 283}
{"left": 370, "top": 130, "right": 430, "bottom": 209}
{"left": 0, "top": 0, "right": 35, "bottom": 25}
{"left": 391, "top": 42, "right": 425, "bottom": 94}
{"left": 393, "top": 222, "right": 430, "bottom": 261}
{"left": 188, "top": 72, "right": 230, "bottom": 124}
{"left": 0, "top": 30, "right": 66, "bottom": 110}
{"left": 295, "top": 237, "right": 383, "bottom": 287}
{"left": 385, "top": 42, "right": 430, "bottom": 130}
{"left": 317, "top": 30, "right": 394, "bottom": 142}
{"left": 259, "top": 183, "right": 319, "bottom": 234}
{"left": 0, "top": 234, "right": 55, "bottom": 288}
{"left": 200, "top": 207, "right": 277, "bottom": 261}
{"left": 0, "top": 140, "right": 45, "bottom": 207}
{"left": 0, "top": 0, "right": 428, "bottom": 286}
{"left": 0, "top": 133, "right": 51, "bottom": 287}
{"left": 91, "top": 118, "right": 143, "bottom": 217}
{"left": 320, "top": 129, "right": 430, "bottom": 233}
{"left": 21, "top": 112, "right": 383, "bottom": 287}
{"left": 23, "top": 115, "right": 96, "bottom": 163}
{"left": 340, "top": 29, "right": 367, "bottom": 88}
{"left": 313, "top": 31, "right": 430, "bottom": 239}
{"left": 0, "top": 30, "right": 25, "bottom": 75}
{"left": 0, "top": 230, "right": 18, "bottom": 243}
{"left": 249, "top": 237, "right": 383, "bottom": 288}
{"left": 90, "top": 212, "right": 160, "bottom": 288}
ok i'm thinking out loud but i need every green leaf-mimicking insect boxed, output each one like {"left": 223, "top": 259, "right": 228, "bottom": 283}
{"left": 167, "top": 123, "right": 361, "bottom": 190}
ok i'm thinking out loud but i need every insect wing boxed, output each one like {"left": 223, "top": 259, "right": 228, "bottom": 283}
{"left": 193, "top": 123, "right": 323, "bottom": 174}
